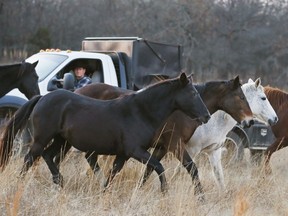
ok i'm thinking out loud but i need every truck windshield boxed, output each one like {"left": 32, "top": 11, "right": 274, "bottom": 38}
{"left": 26, "top": 53, "right": 68, "bottom": 82}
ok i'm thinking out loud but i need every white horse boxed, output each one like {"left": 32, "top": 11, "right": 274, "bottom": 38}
{"left": 185, "top": 78, "right": 278, "bottom": 190}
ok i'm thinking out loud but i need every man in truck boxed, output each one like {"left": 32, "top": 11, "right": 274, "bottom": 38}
{"left": 72, "top": 61, "right": 92, "bottom": 89}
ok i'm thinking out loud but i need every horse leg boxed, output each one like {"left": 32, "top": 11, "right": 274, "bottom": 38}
{"left": 85, "top": 151, "right": 100, "bottom": 172}
{"left": 264, "top": 137, "right": 288, "bottom": 174}
{"left": 54, "top": 142, "right": 72, "bottom": 168}
{"left": 141, "top": 146, "right": 167, "bottom": 186}
{"left": 85, "top": 151, "right": 105, "bottom": 186}
{"left": 206, "top": 148, "right": 225, "bottom": 191}
{"left": 104, "top": 155, "right": 126, "bottom": 189}
{"left": 19, "top": 151, "right": 40, "bottom": 179}
{"left": 175, "top": 147, "right": 204, "bottom": 201}
{"left": 132, "top": 149, "right": 168, "bottom": 193}
{"left": 41, "top": 135, "right": 67, "bottom": 186}
{"left": 39, "top": 135, "right": 71, "bottom": 169}
{"left": 19, "top": 139, "right": 46, "bottom": 179}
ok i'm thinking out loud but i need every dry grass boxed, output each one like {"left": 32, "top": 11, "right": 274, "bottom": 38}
{"left": 0, "top": 149, "right": 288, "bottom": 216}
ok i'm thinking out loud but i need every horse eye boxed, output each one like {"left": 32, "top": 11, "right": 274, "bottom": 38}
{"left": 193, "top": 91, "right": 197, "bottom": 97}
{"left": 240, "top": 96, "right": 245, "bottom": 100}
{"left": 261, "top": 97, "right": 266, "bottom": 101}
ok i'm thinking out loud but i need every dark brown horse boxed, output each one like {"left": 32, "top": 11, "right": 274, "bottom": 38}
{"left": 264, "top": 86, "right": 288, "bottom": 173}
{"left": 0, "top": 61, "right": 40, "bottom": 99}
{"left": 0, "top": 73, "right": 210, "bottom": 197}
{"left": 50, "top": 76, "right": 254, "bottom": 197}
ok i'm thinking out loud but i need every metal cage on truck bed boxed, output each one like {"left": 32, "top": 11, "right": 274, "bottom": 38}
{"left": 82, "top": 37, "right": 183, "bottom": 89}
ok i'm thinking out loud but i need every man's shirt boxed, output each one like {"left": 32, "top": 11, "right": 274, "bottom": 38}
{"left": 75, "top": 76, "right": 92, "bottom": 89}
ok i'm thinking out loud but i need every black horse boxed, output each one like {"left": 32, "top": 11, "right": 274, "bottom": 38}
{"left": 0, "top": 61, "right": 39, "bottom": 99}
{"left": 0, "top": 73, "right": 210, "bottom": 196}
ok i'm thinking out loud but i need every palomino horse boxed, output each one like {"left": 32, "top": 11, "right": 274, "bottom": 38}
{"left": 264, "top": 86, "right": 288, "bottom": 173}
{"left": 0, "top": 73, "right": 210, "bottom": 196}
{"left": 45, "top": 75, "right": 254, "bottom": 198}
{"left": 0, "top": 61, "right": 40, "bottom": 99}
{"left": 184, "top": 78, "right": 278, "bottom": 190}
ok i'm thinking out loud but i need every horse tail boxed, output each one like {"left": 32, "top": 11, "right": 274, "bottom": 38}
{"left": 0, "top": 95, "right": 42, "bottom": 170}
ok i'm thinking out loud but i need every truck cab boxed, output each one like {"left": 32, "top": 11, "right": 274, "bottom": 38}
{"left": 0, "top": 50, "right": 120, "bottom": 119}
{"left": 0, "top": 37, "right": 183, "bottom": 118}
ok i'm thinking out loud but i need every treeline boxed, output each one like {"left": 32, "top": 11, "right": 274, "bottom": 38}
{"left": 1, "top": 0, "right": 288, "bottom": 88}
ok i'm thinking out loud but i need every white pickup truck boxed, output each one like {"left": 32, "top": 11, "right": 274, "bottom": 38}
{"left": 0, "top": 37, "right": 183, "bottom": 121}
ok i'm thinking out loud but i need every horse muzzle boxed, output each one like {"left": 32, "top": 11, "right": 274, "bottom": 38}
{"left": 268, "top": 116, "right": 278, "bottom": 126}
{"left": 241, "top": 119, "right": 254, "bottom": 128}
{"left": 197, "top": 114, "right": 211, "bottom": 124}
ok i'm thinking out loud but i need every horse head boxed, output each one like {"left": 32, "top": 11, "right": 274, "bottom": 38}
{"left": 176, "top": 73, "right": 210, "bottom": 124}
{"left": 243, "top": 78, "right": 278, "bottom": 126}
{"left": 218, "top": 75, "right": 254, "bottom": 127}
{"left": 18, "top": 61, "right": 40, "bottom": 99}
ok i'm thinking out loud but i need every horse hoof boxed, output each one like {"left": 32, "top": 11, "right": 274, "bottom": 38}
{"left": 102, "top": 184, "right": 111, "bottom": 193}
{"left": 51, "top": 183, "right": 62, "bottom": 192}
{"left": 85, "top": 168, "right": 93, "bottom": 177}
{"left": 194, "top": 185, "right": 205, "bottom": 203}
{"left": 17, "top": 173, "right": 25, "bottom": 180}
{"left": 161, "top": 184, "right": 168, "bottom": 193}
{"left": 196, "top": 194, "right": 205, "bottom": 203}
{"left": 103, "top": 180, "right": 112, "bottom": 193}
{"left": 52, "top": 174, "right": 64, "bottom": 187}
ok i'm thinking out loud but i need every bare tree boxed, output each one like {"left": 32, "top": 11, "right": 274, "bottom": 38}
{"left": 1, "top": 0, "right": 288, "bottom": 88}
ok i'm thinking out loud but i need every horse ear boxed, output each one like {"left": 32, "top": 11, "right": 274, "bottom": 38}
{"left": 232, "top": 75, "right": 240, "bottom": 89}
{"left": 32, "top": 60, "right": 39, "bottom": 68}
{"left": 255, "top": 77, "right": 261, "bottom": 87}
{"left": 179, "top": 73, "right": 189, "bottom": 86}
{"left": 187, "top": 73, "right": 193, "bottom": 79}
{"left": 248, "top": 78, "right": 254, "bottom": 83}
{"left": 186, "top": 73, "right": 194, "bottom": 83}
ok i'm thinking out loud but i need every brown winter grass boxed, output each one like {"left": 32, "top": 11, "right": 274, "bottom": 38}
{"left": 0, "top": 149, "right": 288, "bottom": 216}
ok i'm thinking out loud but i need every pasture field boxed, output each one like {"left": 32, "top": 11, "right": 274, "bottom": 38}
{"left": 0, "top": 148, "right": 288, "bottom": 216}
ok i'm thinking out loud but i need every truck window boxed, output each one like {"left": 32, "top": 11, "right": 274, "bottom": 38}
{"left": 47, "top": 59, "right": 104, "bottom": 92}
{"left": 90, "top": 60, "right": 103, "bottom": 83}
{"left": 107, "top": 52, "right": 127, "bottom": 88}
{"left": 26, "top": 53, "right": 68, "bottom": 82}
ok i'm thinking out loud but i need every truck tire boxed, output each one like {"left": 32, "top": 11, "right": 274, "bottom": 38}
{"left": 222, "top": 130, "right": 245, "bottom": 165}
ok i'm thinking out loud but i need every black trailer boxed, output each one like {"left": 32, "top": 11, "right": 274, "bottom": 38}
{"left": 82, "top": 37, "right": 183, "bottom": 89}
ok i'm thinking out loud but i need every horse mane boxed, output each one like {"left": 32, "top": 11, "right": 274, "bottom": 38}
{"left": 136, "top": 76, "right": 179, "bottom": 94}
{"left": 195, "top": 80, "right": 227, "bottom": 95}
{"left": 264, "top": 86, "right": 288, "bottom": 108}
{"left": 18, "top": 61, "right": 27, "bottom": 77}
{"left": 0, "top": 62, "right": 22, "bottom": 79}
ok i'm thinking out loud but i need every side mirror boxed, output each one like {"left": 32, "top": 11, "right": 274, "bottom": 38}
{"left": 47, "top": 77, "right": 62, "bottom": 91}
{"left": 63, "top": 73, "right": 75, "bottom": 91}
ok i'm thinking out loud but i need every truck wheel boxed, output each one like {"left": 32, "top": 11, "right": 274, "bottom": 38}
{"left": 0, "top": 107, "right": 30, "bottom": 157}
{"left": 222, "top": 131, "right": 245, "bottom": 165}
{"left": 250, "top": 150, "right": 264, "bottom": 166}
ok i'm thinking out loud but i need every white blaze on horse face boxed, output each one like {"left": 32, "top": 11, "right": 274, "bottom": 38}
{"left": 243, "top": 78, "right": 278, "bottom": 125}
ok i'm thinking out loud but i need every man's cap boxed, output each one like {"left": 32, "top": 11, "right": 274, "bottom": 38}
{"left": 73, "top": 61, "right": 87, "bottom": 69}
